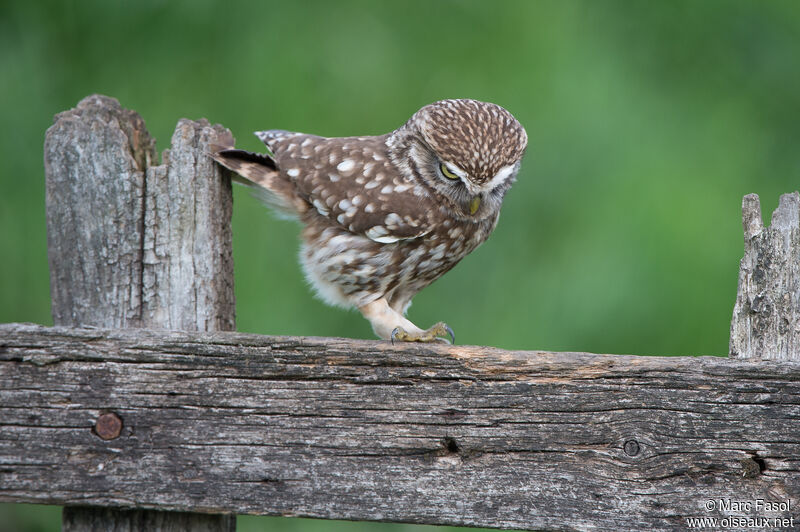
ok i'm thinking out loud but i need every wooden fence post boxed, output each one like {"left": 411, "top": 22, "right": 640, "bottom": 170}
{"left": 730, "top": 191, "right": 800, "bottom": 360}
{"left": 44, "top": 95, "right": 236, "bottom": 531}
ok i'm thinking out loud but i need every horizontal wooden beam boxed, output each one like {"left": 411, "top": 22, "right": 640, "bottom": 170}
{"left": 1, "top": 323, "right": 799, "bottom": 531}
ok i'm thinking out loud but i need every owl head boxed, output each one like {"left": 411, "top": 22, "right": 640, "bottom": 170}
{"left": 389, "top": 99, "right": 528, "bottom": 220}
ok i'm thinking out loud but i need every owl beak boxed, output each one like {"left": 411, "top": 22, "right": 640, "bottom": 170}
{"left": 468, "top": 196, "right": 481, "bottom": 215}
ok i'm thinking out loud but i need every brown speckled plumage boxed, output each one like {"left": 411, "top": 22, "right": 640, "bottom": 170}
{"left": 211, "top": 99, "right": 527, "bottom": 342}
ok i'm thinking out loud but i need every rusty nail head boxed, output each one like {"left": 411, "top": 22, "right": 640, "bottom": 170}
{"left": 623, "top": 439, "right": 640, "bottom": 457}
{"left": 95, "top": 412, "right": 123, "bottom": 440}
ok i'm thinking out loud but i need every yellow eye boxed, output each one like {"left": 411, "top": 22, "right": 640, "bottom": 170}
{"left": 439, "top": 163, "right": 460, "bottom": 180}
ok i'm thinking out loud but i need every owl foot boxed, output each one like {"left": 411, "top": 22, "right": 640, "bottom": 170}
{"left": 391, "top": 322, "right": 455, "bottom": 345}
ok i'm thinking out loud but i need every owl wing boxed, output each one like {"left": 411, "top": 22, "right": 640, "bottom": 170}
{"left": 257, "top": 131, "right": 435, "bottom": 243}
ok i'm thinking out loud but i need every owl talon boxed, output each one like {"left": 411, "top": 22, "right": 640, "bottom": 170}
{"left": 443, "top": 323, "right": 456, "bottom": 344}
{"left": 390, "top": 327, "right": 401, "bottom": 345}
{"left": 390, "top": 322, "right": 455, "bottom": 344}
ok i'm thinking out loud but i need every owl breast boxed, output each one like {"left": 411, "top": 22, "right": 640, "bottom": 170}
{"left": 299, "top": 207, "right": 499, "bottom": 313}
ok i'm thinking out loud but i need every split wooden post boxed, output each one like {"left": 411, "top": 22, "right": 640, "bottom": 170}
{"left": 44, "top": 95, "right": 236, "bottom": 531}
{"left": 730, "top": 192, "right": 800, "bottom": 361}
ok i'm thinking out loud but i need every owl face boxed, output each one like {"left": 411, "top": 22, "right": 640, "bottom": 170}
{"left": 388, "top": 99, "right": 528, "bottom": 220}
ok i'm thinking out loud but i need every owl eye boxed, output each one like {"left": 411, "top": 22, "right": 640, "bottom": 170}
{"left": 439, "top": 163, "right": 460, "bottom": 180}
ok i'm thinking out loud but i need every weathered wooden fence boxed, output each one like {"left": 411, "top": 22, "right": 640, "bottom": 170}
{"left": 1, "top": 95, "right": 799, "bottom": 531}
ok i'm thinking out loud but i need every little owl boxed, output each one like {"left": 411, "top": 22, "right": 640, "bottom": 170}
{"left": 211, "top": 99, "right": 527, "bottom": 343}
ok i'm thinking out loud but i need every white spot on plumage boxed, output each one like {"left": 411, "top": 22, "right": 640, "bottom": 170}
{"left": 365, "top": 203, "right": 375, "bottom": 213}
{"left": 368, "top": 225, "right": 387, "bottom": 237}
{"left": 329, "top": 174, "right": 340, "bottom": 182}
{"left": 372, "top": 235, "right": 402, "bottom": 244}
{"left": 339, "top": 199, "right": 352, "bottom": 211}
{"left": 312, "top": 199, "right": 329, "bottom": 216}
{"left": 401, "top": 246, "right": 427, "bottom": 265}
{"left": 337, "top": 159, "right": 355, "bottom": 173}
{"left": 380, "top": 185, "right": 393, "bottom": 194}
{"left": 430, "top": 243, "right": 447, "bottom": 260}
{"left": 286, "top": 168, "right": 300, "bottom": 177}
{"left": 326, "top": 235, "right": 354, "bottom": 252}
{"left": 366, "top": 226, "right": 401, "bottom": 243}
{"left": 384, "top": 213, "right": 402, "bottom": 228}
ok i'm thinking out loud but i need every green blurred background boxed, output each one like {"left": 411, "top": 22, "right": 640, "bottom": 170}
{"left": 1, "top": 0, "right": 798, "bottom": 530}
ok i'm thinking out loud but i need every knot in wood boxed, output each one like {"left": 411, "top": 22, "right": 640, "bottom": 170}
{"left": 95, "top": 412, "right": 123, "bottom": 440}
{"left": 623, "top": 439, "right": 640, "bottom": 457}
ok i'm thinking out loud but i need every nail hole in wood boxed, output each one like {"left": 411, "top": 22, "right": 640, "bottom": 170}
{"left": 443, "top": 436, "right": 460, "bottom": 454}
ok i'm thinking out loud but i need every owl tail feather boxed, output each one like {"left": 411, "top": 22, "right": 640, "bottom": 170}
{"left": 209, "top": 145, "right": 308, "bottom": 218}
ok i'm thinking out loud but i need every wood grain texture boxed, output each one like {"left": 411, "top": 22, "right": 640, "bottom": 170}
{"left": 43, "top": 94, "right": 236, "bottom": 530}
{"left": 44, "top": 94, "right": 156, "bottom": 328}
{"left": 142, "top": 119, "right": 235, "bottom": 332}
{"left": 2, "top": 323, "right": 799, "bottom": 531}
{"left": 730, "top": 192, "right": 800, "bottom": 360}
